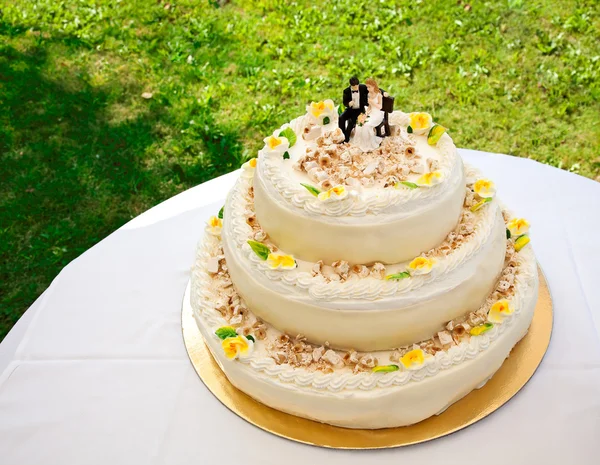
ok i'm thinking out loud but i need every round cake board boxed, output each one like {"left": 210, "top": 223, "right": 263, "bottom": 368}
{"left": 182, "top": 266, "right": 553, "bottom": 449}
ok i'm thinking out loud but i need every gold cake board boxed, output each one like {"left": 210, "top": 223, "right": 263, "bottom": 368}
{"left": 182, "top": 267, "right": 552, "bottom": 449}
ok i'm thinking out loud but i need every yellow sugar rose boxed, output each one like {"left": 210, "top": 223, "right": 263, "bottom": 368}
{"left": 488, "top": 299, "right": 514, "bottom": 324}
{"left": 400, "top": 349, "right": 425, "bottom": 369}
{"left": 317, "top": 185, "right": 348, "bottom": 201}
{"left": 206, "top": 216, "right": 223, "bottom": 236}
{"left": 473, "top": 179, "right": 496, "bottom": 199}
{"left": 221, "top": 335, "right": 254, "bottom": 360}
{"left": 266, "top": 253, "right": 297, "bottom": 270}
{"left": 409, "top": 112, "right": 433, "bottom": 135}
{"left": 241, "top": 157, "right": 257, "bottom": 177}
{"left": 262, "top": 135, "right": 290, "bottom": 154}
{"left": 508, "top": 218, "right": 530, "bottom": 237}
{"left": 408, "top": 256, "right": 435, "bottom": 275}
{"left": 307, "top": 99, "right": 336, "bottom": 126}
{"left": 416, "top": 171, "right": 443, "bottom": 187}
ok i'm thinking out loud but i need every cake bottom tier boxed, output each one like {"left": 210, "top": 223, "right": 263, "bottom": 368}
{"left": 193, "top": 271, "right": 537, "bottom": 429}
{"left": 191, "top": 230, "right": 538, "bottom": 428}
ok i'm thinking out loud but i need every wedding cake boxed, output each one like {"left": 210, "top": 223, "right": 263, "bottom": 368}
{"left": 189, "top": 98, "right": 538, "bottom": 429}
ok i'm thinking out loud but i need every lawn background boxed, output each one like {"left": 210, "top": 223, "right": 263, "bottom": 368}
{"left": 1, "top": 0, "right": 599, "bottom": 340}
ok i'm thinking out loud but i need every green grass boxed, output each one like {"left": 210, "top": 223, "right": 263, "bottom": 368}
{"left": 1, "top": 0, "right": 599, "bottom": 340}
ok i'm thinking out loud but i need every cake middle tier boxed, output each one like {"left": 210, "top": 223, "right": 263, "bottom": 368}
{"left": 253, "top": 117, "right": 465, "bottom": 265}
{"left": 221, "top": 168, "right": 507, "bottom": 351}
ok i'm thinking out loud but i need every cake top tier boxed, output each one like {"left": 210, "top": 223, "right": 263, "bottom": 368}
{"left": 255, "top": 102, "right": 459, "bottom": 219}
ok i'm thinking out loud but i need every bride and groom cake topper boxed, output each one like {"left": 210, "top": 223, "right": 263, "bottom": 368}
{"left": 339, "top": 76, "right": 390, "bottom": 150}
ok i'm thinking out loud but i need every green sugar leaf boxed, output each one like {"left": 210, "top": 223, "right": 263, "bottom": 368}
{"left": 372, "top": 364, "right": 400, "bottom": 373}
{"left": 427, "top": 124, "right": 447, "bottom": 145}
{"left": 470, "top": 197, "right": 493, "bottom": 212}
{"left": 506, "top": 228, "right": 511, "bottom": 239}
{"left": 215, "top": 326, "right": 238, "bottom": 340}
{"left": 407, "top": 125, "right": 413, "bottom": 133}
{"left": 470, "top": 323, "right": 494, "bottom": 336}
{"left": 399, "top": 181, "right": 418, "bottom": 189}
{"left": 283, "top": 151, "right": 290, "bottom": 160}
{"left": 218, "top": 206, "right": 224, "bottom": 219}
{"left": 322, "top": 116, "right": 331, "bottom": 125}
{"left": 279, "top": 127, "right": 297, "bottom": 148}
{"left": 247, "top": 240, "right": 270, "bottom": 260}
{"left": 300, "top": 183, "right": 321, "bottom": 197}
{"left": 515, "top": 234, "right": 530, "bottom": 252}
{"left": 385, "top": 271, "right": 411, "bottom": 280}
{"left": 246, "top": 335, "right": 255, "bottom": 343}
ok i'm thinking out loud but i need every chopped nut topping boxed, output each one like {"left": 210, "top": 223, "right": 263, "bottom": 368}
{"left": 253, "top": 229, "right": 267, "bottom": 242}
{"left": 207, "top": 257, "right": 220, "bottom": 274}
{"left": 312, "top": 260, "right": 324, "bottom": 277}
{"left": 351, "top": 264, "right": 369, "bottom": 278}
{"left": 370, "top": 262, "right": 386, "bottom": 279}
{"left": 322, "top": 349, "right": 344, "bottom": 368}
{"left": 332, "top": 260, "right": 350, "bottom": 280}
{"left": 312, "top": 346, "right": 325, "bottom": 362}
{"left": 437, "top": 330, "right": 454, "bottom": 346}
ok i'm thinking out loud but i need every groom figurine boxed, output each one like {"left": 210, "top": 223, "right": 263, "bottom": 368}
{"left": 339, "top": 76, "right": 368, "bottom": 143}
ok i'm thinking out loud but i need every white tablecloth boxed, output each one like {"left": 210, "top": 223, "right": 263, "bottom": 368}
{"left": 1, "top": 150, "right": 599, "bottom": 465}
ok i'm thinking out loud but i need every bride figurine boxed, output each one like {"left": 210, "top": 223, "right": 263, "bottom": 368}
{"left": 351, "top": 78, "right": 385, "bottom": 152}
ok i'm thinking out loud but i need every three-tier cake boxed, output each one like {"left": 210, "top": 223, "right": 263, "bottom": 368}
{"left": 189, "top": 100, "right": 538, "bottom": 429}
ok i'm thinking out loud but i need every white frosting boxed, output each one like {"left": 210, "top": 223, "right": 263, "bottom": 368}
{"left": 259, "top": 115, "right": 458, "bottom": 218}
{"left": 189, "top": 231, "right": 538, "bottom": 428}
{"left": 233, "top": 166, "right": 498, "bottom": 301}
{"left": 253, "top": 113, "right": 466, "bottom": 264}
{"left": 188, "top": 106, "right": 539, "bottom": 429}
{"left": 221, "top": 164, "right": 507, "bottom": 350}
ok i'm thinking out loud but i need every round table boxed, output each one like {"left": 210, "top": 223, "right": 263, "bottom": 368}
{"left": 1, "top": 150, "right": 599, "bottom": 465}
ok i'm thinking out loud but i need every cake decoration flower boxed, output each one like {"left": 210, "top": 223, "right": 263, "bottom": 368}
{"left": 488, "top": 299, "right": 514, "bottom": 324}
{"left": 266, "top": 252, "right": 297, "bottom": 270}
{"left": 427, "top": 124, "right": 447, "bottom": 145}
{"left": 262, "top": 135, "right": 290, "bottom": 155}
{"left": 247, "top": 240, "right": 270, "bottom": 260}
{"left": 470, "top": 323, "right": 494, "bottom": 336}
{"left": 395, "top": 181, "right": 418, "bottom": 190}
{"left": 416, "top": 171, "right": 443, "bottom": 187}
{"left": 407, "top": 112, "right": 433, "bottom": 135}
{"left": 514, "top": 235, "right": 530, "bottom": 252}
{"left": 215, "top": 326, "right": 238, "bottom": 339}
{"left": 241, "top": 157, "right": 257, "bottom": 177}
{"left": 317, "top": 185, "right": 348, "bottom": 201}
{"left": 507, "top": 218, "right": 530, "bottom": 237}
{"left": 470, "top": 197, "right": 493, "bottom": 212}
{"left": 206, "top": 216, "right": 223, "bottom": 236}
{"left": 400, "top": 349, "right": 426, "bottom": 369}
{"left": 300, "top": 183, "right": 321, "bottom": 196}
{"left": 247, "top": 240, "right": 297, "bottom": 270}
{"left": 221, "top": 335, "right": 254, "bottom": 360}
{"left": 277, "top": 126, "right": 297, "bottom": 148}
{"left": 473, "top": 179, "right": 496, "bottom": 199}
{"left": 307, "top": 99, "right": 336, "bottom": 126}
{"left": 385, "top": 271, "right": 411, "bottom": 280}
{"left": 372, "top": 364, "right": 400, "bottom": 373}
{"left": 408, "top": 256, "right": 435, "bottom": 275}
